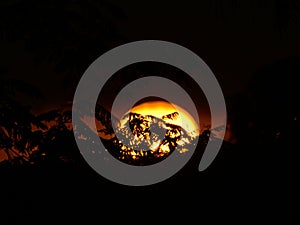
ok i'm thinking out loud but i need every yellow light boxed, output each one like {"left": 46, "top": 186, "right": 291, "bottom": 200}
{"left": 114, "top": 100, "right": 200, "bottom": 162}
{"left": 128, "top": 100, "right": 199, "bottom": 137}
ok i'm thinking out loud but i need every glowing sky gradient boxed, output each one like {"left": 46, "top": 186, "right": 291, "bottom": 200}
{"left": 128, "top": 100, "right": 199, "bottom": 136}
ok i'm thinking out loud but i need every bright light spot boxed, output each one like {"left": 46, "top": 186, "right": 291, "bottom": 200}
{"left": 122, "top": 100, "right": 199, "bottom": 136}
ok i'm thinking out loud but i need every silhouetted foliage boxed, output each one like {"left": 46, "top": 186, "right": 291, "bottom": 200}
{"left": 0, "top": 77, "right": 77, "bottom": 165}
{"left": 0, "top": 0, "right": 125, "bottom": 166}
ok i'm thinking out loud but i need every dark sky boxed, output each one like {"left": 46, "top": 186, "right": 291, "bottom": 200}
{"left": 1, "top": 0, "right": 300, "bottom": 114}
{"left": 1, "top": 2, "right": 300, "bottom": 220}
{"left": 111, "top": 0, "right": 300, "bottom": 90}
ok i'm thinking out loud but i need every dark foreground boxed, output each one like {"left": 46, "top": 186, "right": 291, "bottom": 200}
{"left": 1, "top": 141, "right": 299, "bottom": 225}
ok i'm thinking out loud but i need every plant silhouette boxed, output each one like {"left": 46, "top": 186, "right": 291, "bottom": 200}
{"left": 0, "top": 77, "right": 45, "bottom": 164}
{"left": 0, "top": 0, "right": 125, "bottom": 166}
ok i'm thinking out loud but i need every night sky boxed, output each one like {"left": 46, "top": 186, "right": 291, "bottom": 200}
{"left": 2, "top": 0, "right": 300, "bottom": 114}
{"left": 1, "top": 0, "right": 300, "bottom": 224}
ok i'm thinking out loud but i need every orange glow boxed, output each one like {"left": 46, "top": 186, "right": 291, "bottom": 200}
{"left": 123, "top": 100, "right": 199, "bottom": 137}
{"left": 111, "top": 100, "right": 200, "bottom": 164}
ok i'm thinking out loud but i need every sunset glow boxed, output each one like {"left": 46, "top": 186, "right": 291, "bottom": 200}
{"left": 108, "top": 100, "right": 200, "bottom": 164}
{"left": 123, "top": 100, "right": 199, "bottom": 137}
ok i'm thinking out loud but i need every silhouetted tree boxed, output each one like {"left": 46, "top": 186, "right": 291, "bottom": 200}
{"left": 0, "top": 0, "right": 125, "bottom": 165}
{"left": 36, "top": 109, "right": 77, "bottom": 164}
{"left": 0, "top": 78, "right": 46, "bottom": 164}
